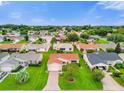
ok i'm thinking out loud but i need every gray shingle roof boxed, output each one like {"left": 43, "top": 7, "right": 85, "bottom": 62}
{"left": 0, "top": 53, "right": 8, "bottom": 60}
{"left": 87, "top": 53, "right": 122, "bottom": 65}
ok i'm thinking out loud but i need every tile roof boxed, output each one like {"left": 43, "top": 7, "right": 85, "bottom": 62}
{"left": 48, "top": 53, "right": 79, "bottom": 64}
{"left": 0, "top": 44, "right": 25, "bottom": 49}
{"left": 78, "top": 43, "right": 100, "bottom": 49}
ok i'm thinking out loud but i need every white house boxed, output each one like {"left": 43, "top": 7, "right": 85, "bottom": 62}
{"left": 53, "top": 43, "right": 74, "bottom": 52}
{"left": 24, "top": 43, "right": 51, "bottom": 52}
{"left": 48, "top": 53, "right": 79, "bottom": 71}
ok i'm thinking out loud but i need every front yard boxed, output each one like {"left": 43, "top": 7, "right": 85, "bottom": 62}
{"left": 112, "top": 63, "right": 124, "bottom": 87}
{"left": 58, "top": 47, "right": 103, "bottom": 90}
{"left": 0, "top": 49, "right": 56, "bottom": 90}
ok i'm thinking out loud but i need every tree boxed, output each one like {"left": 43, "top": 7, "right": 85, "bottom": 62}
{"left": 115, "top": 43, "right": 121, "bottom": 53}
{"left": 24, "top": 35, "right": 29, "bottom": 41}
{"left": 117, "top": 28, "right": 124, "bottom": 34}
{"left": 2, "top": 29, "right": 7, "bottom": 35}
{"left": 67, "top": 32, "right": 79, "bottom": 42}
{"left": 107, "top": 34, "right": 124, "bottom": 43}
{"left": 80, "top": 33, "right": 89, "bottom": 39}
{"left": 16, "top": 71, "right": 29, "bottom": 84}
{"left": 93, "top": 69, "right": 104, "bottom": 81}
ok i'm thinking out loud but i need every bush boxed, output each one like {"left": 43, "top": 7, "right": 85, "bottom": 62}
{"left": 11, "top": 65, "right": 23, "bottom": 72}
{"left": 112, "top": 71, "right": 122, "bottom": 77}
{"left": 115, "top": 63, "right": 124, "bottom": 69}
{"left": 87, "top": 50, "right": 96, "bottom": 53}
{"left": 93, "top": 69, "right": 104, "bottom": 81}
{"left": 106, "top": 48, "right": 115, "bottom": 52}
{"left": 80, "top": 33, "right": 89, "bottom": 39}
{"left": 57, "top": 50, "right": 64, "bottom": 53}
{"left": 20, "top": 49, "right": 28, "bottom": 53}
{"left": 120, "top": 75, "right": 124, "bottom": 81}
{"left": 16, "top": 71, "right": 30, "bottom": 84}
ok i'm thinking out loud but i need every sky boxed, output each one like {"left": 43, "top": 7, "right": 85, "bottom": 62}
{"left": 0, "top": 1, "right": 124, "bottom": 26}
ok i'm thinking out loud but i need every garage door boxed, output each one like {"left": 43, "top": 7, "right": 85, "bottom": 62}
{"left": 48, "top": 63, "right": 62, "bottom": 72}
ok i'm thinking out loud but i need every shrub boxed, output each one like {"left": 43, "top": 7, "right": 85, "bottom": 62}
{"left": 106, "top": 48, "right": 115, "bottom": 52}
{"left": 93, "top": 69, "right": 104, "bottom": 81}
{"left": 20, "top": 49, "right": 28, "bottom": 53}
{"left": 115, "top": 63, "right": 124, "bottom": 69}
{"left": 16, "top": 71, "right": 30, "bottom": 84}
{"left": 11, "top": 65, "right": 23, "bottom": 72}
{"left": 120, "top": 75, "right": 124, "bottom": 81}
{"left": 57, "top": 50, "right": 64, "bottom": 53}
{"left": 87, "top": 50, "right": 95, "bottom": 53}
{"left": 112, "top": 71, "right": 122, "bottom": 77}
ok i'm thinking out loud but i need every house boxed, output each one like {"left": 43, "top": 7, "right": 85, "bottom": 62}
{"left": 48, "top": 53, "right": 79, "bottom": 71}
{"left": 11, "top": 52, "right": 42, "bottom": 65}
{"left": 0, "top": 44, "right": 25, "bottom": 52}
{"left": 84, "top": 53, "right": 123, "bottom": 71}
{"left": 24, "top": 43, "right": 51, "bottom": 52}
{"left": 0, "top": 58, "right": 21, "bottom": 72}
{"left": 0, "top": 53, "right": 10, "bottom": 64}
{"left": 53, "top": 43, "right": 73, "bottom": 52}
{"left": 0, "top": 35, "right": 4, "bottom": 42}
{"left": 0, "top": 52, "right": 42, "bottom": 72}
{"left": 29, "top": 35, "right": 38, "bottom": 42}
{"left": 96, "top": 42, "right": 116, "bottom": 51}
{"left": 10, "top": 36, "right": 24, "bottom": 44}
{"left": 120, "top": 42, "right": 124, "bottom": 52}
{"left": 87, "top": 35, "right": 96, "bottom": 43}
{"left": 118, "top": 53, "right": 124, "bottom": 61}
{"left": 76, "top": 43, "right": 100, "bottom": 52}
{"left": 41, "top": 36, "right": 53, "bottom": 43}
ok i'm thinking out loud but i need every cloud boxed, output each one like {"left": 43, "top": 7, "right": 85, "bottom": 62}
{"left": 10, "top": 12, "right": 22, "bottom": 19}
{"left": 97, "top": 1, "right": 124, "bottom": 11}
{"left": 0, "top": 1, "right": 9, "bottom": 6}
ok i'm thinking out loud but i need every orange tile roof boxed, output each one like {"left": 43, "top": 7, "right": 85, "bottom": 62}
{"left": 48, "top": 53, "right": 79, "bottom": 64}
{"left": 78, "top": 43, "right": 100, "bottom": 49}
{"left": 0, "top": 44, "right": 25, "bottom": 49}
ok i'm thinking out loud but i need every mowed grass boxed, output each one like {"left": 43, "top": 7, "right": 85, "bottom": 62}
{"left": 16, "top": 40, "right": 29, "bottom": 44}
{"left": 95, "top": 38, "right": 109, "bottom": 44}
{"left": 58, "top": 47, "right": 103, "bottom": 90}
{"left": 112, "top": 68, "right": 124, "bottom": 87}
{"left": 0, "top": 41, "right": 13, "bottom": 44}
{"left": 0, "top": 49, "right": 55, "bottom": 90}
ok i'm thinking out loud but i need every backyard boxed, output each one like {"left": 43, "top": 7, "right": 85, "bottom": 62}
{"left": 0, "top": 49, "right": 56, "bottom": 90}
{"left": 95, "top": 38, "right": 109, "bottom": 44}
{"left": 58, "top": 47, "right": 103, "bottom": 90}
{"left": 16, "top": 40, "right": 30, "bottom": 44}
{"left": 0, "top": 41, "right": 13, "bottom": 44}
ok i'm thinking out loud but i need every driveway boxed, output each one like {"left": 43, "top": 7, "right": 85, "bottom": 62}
{"left": 43, "top": 71, "right": 60, "bottom": 91}
{"left": 102, "top": 72, "right": 124, "bottom": 91}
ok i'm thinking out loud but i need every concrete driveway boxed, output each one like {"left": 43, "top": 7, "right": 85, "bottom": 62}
{"left": 43, "top": 71, "right": 60, "bottom": 91}
{"left": 102, "top": 72, "right": 124, "bottom": 91}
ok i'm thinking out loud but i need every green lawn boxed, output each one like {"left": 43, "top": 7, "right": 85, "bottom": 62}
{"left": 16, "top": 40, "right": 29, "bottom": 44}
{"left": 0, "top": 49, "right": 56, "bottom": 90}
{"left": 58, "top": 47, "right": 103, "bottom": 90}
{"left": 112, "top": 67, "right": 124, "bottom": 87}
{"left": 95, "top": 38, "right": 109, "bottom": 44}
{"left": 0, "top": 41, "right": 13, "bottom": 44}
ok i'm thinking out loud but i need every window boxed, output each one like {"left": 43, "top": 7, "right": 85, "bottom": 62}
{"left": 60, "top": 48, "right": 65, "bottom": 50}
{"left": 71, "top": 60, "right": 77, "bottom": 63}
